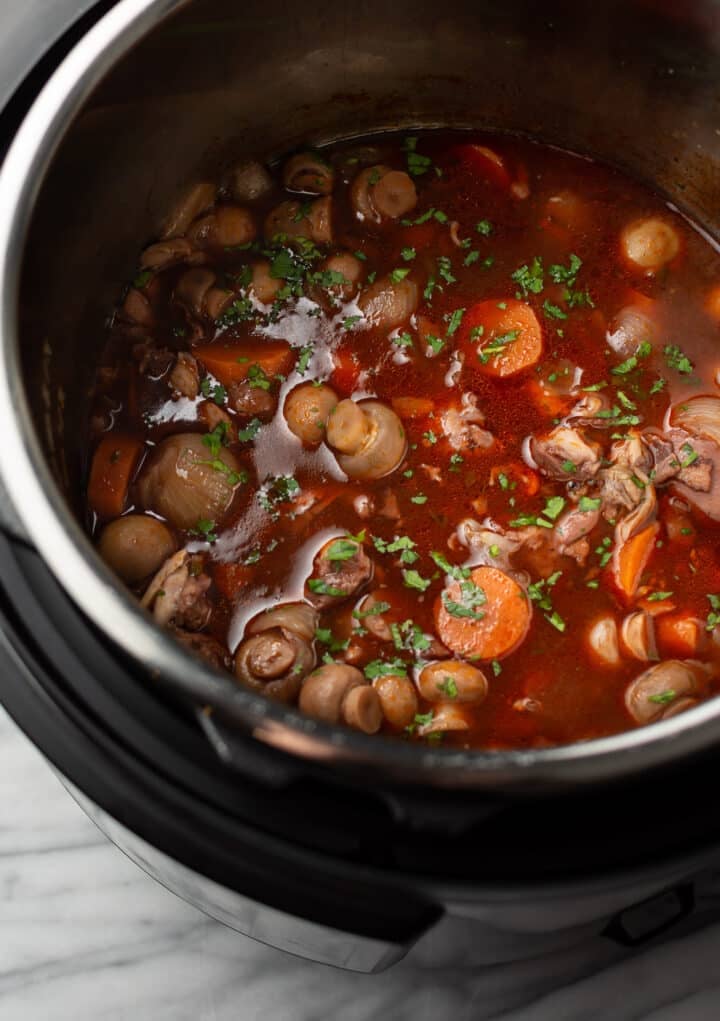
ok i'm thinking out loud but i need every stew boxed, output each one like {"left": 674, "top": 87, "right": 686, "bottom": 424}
{"left": 85, "top": 131, "right": 720, "bottom": 748}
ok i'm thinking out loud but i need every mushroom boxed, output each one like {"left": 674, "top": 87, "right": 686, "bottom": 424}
{"left": 350, "top": 165, "right": 417, "bottom": 222}
{"left": 168, "top": 353, "right": 200, "bottom": 399}
{"left": 98, "top": 514, "right": 176, "bottom": 584}
{"left": 620, "top": 217, "right": 680, "bottom": 274}
{"left": 372, "top": 674, "right": 418, "bottom": 729}
{"left": 283, "top": 151, "right": 334, "bottom": 195}
{"left": 624, "top": 659, "right": 707, "bottom": 724}
{"left": 353, "top": 591, "right": 394, "bottom": 641}
{"left": 305, "top": 536, "right": 373, "bottom": 608}
{"left": 140, "top": 237, "right": 196, "bottom": 271}
{"left": 141, "top": 550, "right": 212, "bottom": 630}
{"left": 314, "top": 252, "right": 365, "bottom": 303}
{"left": 585, "top": 615, "right": 621, "bottom": 668}
{"left": 138, "top": 432, "right": 242, "bottom": 531}
{"left": 326, "top": 399, "right": 407, "bottom": 480}
{"left": 299, "top": 664, "right": 382, "bottom": 733}
{"left": 162, "top": 181, "right": 216, "bottom": 239}
{"left": 417, "top": 660, "right": 489, "bottom": 704}
{"left": 620, "top": 611, "right": 658, "bottom": 662}
{"left": 248, "top": 260, "right": 283, "bottom": 305}
{"left": 228, "top": 379, "right": 276, "bottom": 420}
{"left": 121, "top": 288, "right": 154, "bottom": 327}
{"left": 357, "top": 273, "right": 419, "bottom": 331}
{"left": 235, "top": 626, "right": 315, "bottom": 703}
{"left": 416, "top": 703, "right": 471, "bottom": 737}
{"left": 187, "top": 205, "right": 257, "bottom": 250}
{"left": 231, "top": 160, "right": 273, "bottom": 203}
{"left": 264, "top": 197, "right": 332, "bottom": 244}
{"left": 246, "top": 601, "right": 318, "bottom": 643}
{"left": 284, "top": 383, "right": 338, "bottom": 446}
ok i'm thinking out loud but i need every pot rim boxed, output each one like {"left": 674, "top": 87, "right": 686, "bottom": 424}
{"left": 0, "top": 0, "right": 718, "bottom": 790}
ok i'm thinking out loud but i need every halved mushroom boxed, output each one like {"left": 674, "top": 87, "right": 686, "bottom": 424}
{"left": 417, "top": 660, "right": 489, "bottom": 704}
{"left": 416, "top": 703, "right": 471, "bottom": 737}
{"left": 586, "top": 615, "right": 621, "bottom": 668}
{"left": 235, "top": 626, "right": 315, "bottom": 702}
{"left": 350, "top": 165, "right": 417, "bottom": 222}
{"left": 231, "top": 160, "right": 273, "bottom": 203}
{"left": 299, "top": 664, "right": 382, "bottom": 733}
{"left": 98, "top": 514, "right": 176, "bottom": 584}
{"left": 620, "top": 217, "right": 680, "bottom": 274}
{"left": 305, "top": 536, "right": 373, "bottom": 608}
{"left": 284, "top": 383, "right": 338, "bottom": 446}
{"left": 246, "top": 601, "right": 318, "bottom": 643}
{"left": 283, "top": 151, "right": 334, "bottom": 195}
{"left": 357, "top": 274, "right": 419, "bottom": 331}
{"left": 624, "top": 659, "right": 707, "bottom": 724}
{"left": 187, "top": 205, "right": 257, "bottom": 250}
{"left": 162, "top": 182, "right": 216, "bottom": 239}
{"left": 264, "top": 197, "right": 332, "bottom": 244}
{"left": 620, "top": 611, "right": 657, "bottom": 662}
{"left": 326, "top": 399, "right": 407, "bottom": 480}
{"left": 138, "top": 432, "right": 242, "bottom": 531}
{"left": 141, "top": 550, "right": 212, "bottom": 630}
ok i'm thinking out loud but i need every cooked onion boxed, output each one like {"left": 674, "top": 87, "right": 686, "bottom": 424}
{"left": 671, "top": 395, "right": 720, "bottom": 447}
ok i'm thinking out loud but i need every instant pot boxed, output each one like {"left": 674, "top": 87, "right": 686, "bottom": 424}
{"left": 2, "top": 0, "right": 720, "bottom": 973}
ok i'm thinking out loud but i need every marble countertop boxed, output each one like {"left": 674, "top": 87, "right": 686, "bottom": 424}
{"left": 3, "top": 705, "right": 720, "bottom": 1021}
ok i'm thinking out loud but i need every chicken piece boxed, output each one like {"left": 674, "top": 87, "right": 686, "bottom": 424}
{"left": 441, "top": 394, "right": 494, "bottom": 452}
{"left": 530, "top": 426, "right": 602, "bottom": 481}
{"left": 141, "top": 550, "right": 212, "bottom": 630}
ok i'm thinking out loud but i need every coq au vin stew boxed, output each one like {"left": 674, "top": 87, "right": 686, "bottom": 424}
{"left": 86, "top": 132, "right": 720, "bottom": 749}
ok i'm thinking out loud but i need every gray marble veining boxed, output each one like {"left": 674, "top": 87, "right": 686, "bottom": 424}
{"left": 2, "top": 704, "right": 719, "bottom": 1021}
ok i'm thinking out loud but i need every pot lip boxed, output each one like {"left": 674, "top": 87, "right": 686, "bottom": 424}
{"left": 1, "top": 0, "right": 720, "bottom": 791}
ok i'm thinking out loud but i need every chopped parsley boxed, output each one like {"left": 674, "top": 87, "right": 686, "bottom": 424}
{"left": 437, "top": 676, "right": 458, "bottom": 699}
{"left": 373, "top": 534, "right": 419, "bottom": 565}
{"left": 647, "top": 591, "right": 673, "bottom": 602}
{"left": 236, "top": 417, "right": 263, "bottom": 443}
{"left": 403, "top": 569, "right": 431, "bottom": 592}
{"left": 401, "top": 246, "right": 417, "bottom": 261}
{"left": 247, "top": 364, "right": 271, "bottom": 390}
{"left": 410, "top": 493, "right": 428, "bottom": 504}
{"left": 648, "top": 690, "right": 677, "bottom": 705}
{"left": 192, "top": 519, "right": 217, "bottom": 543}
{"left": 445, "top": 307, "right": 466, "bottom": 337}
{"left": 579, "top": 496, "right": 601, "bottom": 512}
{"left": 326, "top": 539, "right": 359, "bottom": 562}
{"left": 706, "top": 594, "right": 720, "bottom": 631}
{"left": 512, "top": 256, "right": 544, "bottom": 296}
{"left": 296, "top": 345, "right": 313, "bottom": 374}
{"left": 403, "top": 136, "right": 433, "bottom": 177}
{"left": 664, "top": 344, "right": 694, "bottom": 375}
{"left": 476, "top": 219, "right": 493, "bottom": 236}
{"left": 543, "top": 300, "right": 568, "bottom": 321}
{"left": 200, "top": 378, "right": 227, "bottom": 406}
{"left": 390, "top": 267, "right": 411, "bottom": 284}
{"left": 307, "top": 579, "right": 347, "bottom": 597}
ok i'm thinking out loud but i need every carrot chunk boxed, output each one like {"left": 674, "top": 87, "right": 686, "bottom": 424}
{"left": 434, "top": 565, "right": 532, "bottom": 661}
{"left": 193, "top": 340, "right": 292, "bottom": 388}
{"left": 613, "top": 522, "right": 660, "bottom": 601}
{"left": 459, "top": 299, "right": 543, "bottom": 378}
{"left": 88, "top": 434, "right": 143, "bottom": 520}
{"left": 391, "top": 396, "right": 435, "bottom": 419}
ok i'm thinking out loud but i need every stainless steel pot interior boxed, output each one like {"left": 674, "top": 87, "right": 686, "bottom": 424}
{"left": 1, "top": 0, "right": 720, "bottom": 788}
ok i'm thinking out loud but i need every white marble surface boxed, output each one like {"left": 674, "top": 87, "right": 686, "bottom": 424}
{"left": 3, "top": 703, "right": 720, "bottom": 1021}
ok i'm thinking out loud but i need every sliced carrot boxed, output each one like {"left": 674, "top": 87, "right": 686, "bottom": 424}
{"left": 657, "top": 614, "right": 705, "bottom": 658}
{"left": 613, "top": 522, "right": 660, "bottom": 601}
{"left": 87, "top": 434, "right": 143, "bottom": 520}
{"left": 213, "top": 562, "right": 254, "bottom": 601}
{"left": 193, "top": 340, "right": 292, "bottom": 388}
{"left": 391, "top": 396, "right": 435, "bottom": 419}
{"left": 434, "top": 565, "right": 532, "bottom": 661}
{"left": 454, "top": 144, "right": 512, "bottom": 189}
{"left": 459, "top": 299, "right": 543, "bottom": 378}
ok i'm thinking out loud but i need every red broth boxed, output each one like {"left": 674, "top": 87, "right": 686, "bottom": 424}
{"left": 85, "top": 131, "right": 720, "bottom": 749}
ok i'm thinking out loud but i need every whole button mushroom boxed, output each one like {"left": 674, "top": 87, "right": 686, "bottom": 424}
{"left": 372, "top": 674, "right": 418, "bottom": 729}
{"left": 299, "top": 663, "right": 383, "bottom": 733}
{"left": 264, "top": 196, "right": 332, "bottom": 244}
{"left": 417, "top": 660, "right": 489, "bottom": 704}
{"left": 284, "top": 383, "right": 339, "bottom": 446}
{"left": 138, "top": 432, "right": 242, "bottom": 531}
{"left": 620, "top": 217, "right": 679, "bottom": 274}
{"left": 350, "top": 165, "right": 417, "bottom": 223}
{"left": 98, "top": 514, "right": 176, "bottom": 584}
{"left": 231, "top": 160, "right": 273, "bottom": 203}
{"left": 235, "top": 627, "right": 315, "bottom": 703}
{"left": 326, "top": 399, "right": 407, "bottom": 480}
{"left": 283, "top": 151, "right": 334, "bottom": 196}
{"left": 187, "top": 205, "right": 257, "bottom": 250}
